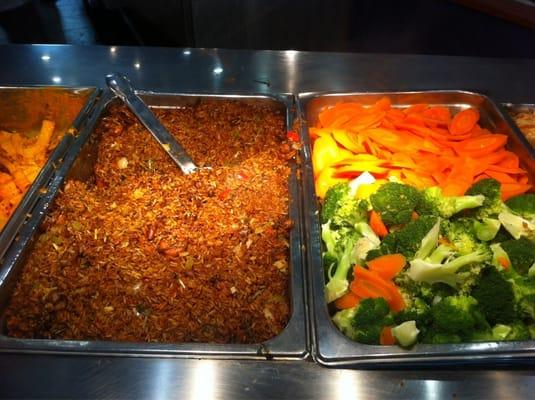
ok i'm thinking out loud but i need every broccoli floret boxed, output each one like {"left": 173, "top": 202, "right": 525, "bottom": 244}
{"left": 465, "top": 178, "right": 504, "bottom": 218}
{"left": 422, "top": 331, "right": 462, "bottom": 344}
{"left": 473, "top": 218, "right": 501, "bottom": 241}
{"left": 505, "top": 321, "right": 531, "bottom": 341}
{"left": 427, "top": 244, "right": 455, "bottom": 264}
{"left": 407, "top": 251, "right": 489, "bottom": 289}
{"left": 368, "top": 215, "right": 439, "bottom": 260}
{"left": 369, "top": 182, "right": 422, "bottom": 226}
{"left": 332, "top": 307, "right": 359, "bottom": 341}
{"left": 332, "top": 298, "right": 393, "bottom": 344}
{"left": 500, "top": 238, "right": 535, "bottom": 275}
{"left": 508, "top": 275, "right": 535, "bottom": 320}
{"left": 430, "top": 295, "right": 486, "bottom": 337}
{"left": 321, "top": 183, "right": 368, "bottom": 226}
{"left": 490, "top": 243, "right": 511, "bottom": 270}
{"left": 392, "top": 321, "right": 420, "bottom": 348}
{"left": 324, "top": 234, "right": 359, "bottom": 303}
{"left": 322, "top": 222, "right": 381, "bottom": 303}
{"left": 441, "top": 218, "right": 491, "bottom": 257}
{"left": 418, "top": 186, "right": 484, "bottom": 218}
{"left": 394, "top": 298, "right": 432, "bottom": 331}
{"left": 414, "top": 218, "right": 441, "bottom": 260}
{"left": 470, "top": 324, "right": 511, "bottom": 342}
{"left": 471, "top": 321, "right": 530, "bottom": 342}
{"left": 506, "top": 194, "right": 535, "bottom": 219}
{"left": 471, "top": 266, "right": 516, "bottom": 325}
{"left": 498, "top": 211, "right": 535, "bottom": 242}
{"left": 351, "top": 298, "right": 393, "bottom": 344}
{"left": 394, "top": 274, "right": 455, "bottom": 306}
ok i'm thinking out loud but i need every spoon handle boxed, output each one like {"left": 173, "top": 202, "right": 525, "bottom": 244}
{"left": 106, "top": 73, "right": 198, "bottom": 174}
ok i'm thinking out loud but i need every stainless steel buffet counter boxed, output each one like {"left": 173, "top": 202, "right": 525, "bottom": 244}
{"left": 0, "top": 44, "right": 534, "bottom": 399}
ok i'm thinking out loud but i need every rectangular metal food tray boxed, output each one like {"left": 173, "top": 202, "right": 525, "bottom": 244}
{"left": 298, "top": 90, "right": 535, "bottom": 367}
{"left": 0, "top": 86, "right": 99, "bottom": 262}
{"left": 0, "top": 90, "right": 308, "bottom": 360}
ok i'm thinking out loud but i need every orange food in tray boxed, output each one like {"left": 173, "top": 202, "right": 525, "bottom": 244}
{"left": 311, "top": 97, "right": 531, "bottom": 200}
{"left": 0, "top": 120, "right": 55, "bottom": 229}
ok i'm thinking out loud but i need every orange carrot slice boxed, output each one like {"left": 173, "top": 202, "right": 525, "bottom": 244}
{"left": 380, "top": 326, "right": 396, "bottom": 346}
{"left": 334, "top": 291, "right": 360, "bottom": 310}
{"left": 369, "top": 210, "right": 389, "bottom": 238}
{"left": 367, "top": 254, "right": 406, "bottom": 280}
{"left": 454, "top": 134, "right": 508, "bottom": 158}
{"left": 449, "top": 108, "right": 480, "bottom": 135}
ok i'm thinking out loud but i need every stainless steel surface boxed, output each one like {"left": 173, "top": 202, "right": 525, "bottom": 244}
{"left": 0, "top": 45, "right": 535, "bottom": 399}
{"left": 1, "top": 355, "right": 534, "bottom": 400}
{"left": 0, "top": 91, "right": 308, "bottom": 360}
{"left": 299, "top": 90, "right": 535, "bottom": 367}
{"left": 0, "top": 86, "right": 98, "bottom": 262}
{"left": 106, "top": 73, "right": 199, "bottom": 174}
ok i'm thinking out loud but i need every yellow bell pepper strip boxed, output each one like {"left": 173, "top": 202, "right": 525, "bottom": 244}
{"left": 315, "top": 166, "right": 348, "bottom": 199}
{"left": 312, "top": 134, "right": 352, "bottom": 178}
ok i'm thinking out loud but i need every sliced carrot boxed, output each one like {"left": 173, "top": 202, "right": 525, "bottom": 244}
{"left": 497, "top": 256, "right": 510, "bottom": 270}
{"left": 497, "top": 152, "right": 520, "bottom": 169}
{"left": 385, "top": 108, "right": 406, "bottom": 122}
{"left": 331, "top": 130, "right": 366, "bottom": 153}
{"left": 423, "top": 106, "right": 451, "bottom": 125}
{"left": 380, "top": 118, "right": 396, "bottom": 130}
{"left": 454, "top": 134, "right": 508, "bottom": 158}
{"left": 353, "top": 267, "right": 405, "bottom": 312}
{"left": 500, "top": 183, "right": 532, "bottom": 201}
{"left": 311, "top": 99, "right": 531, "bottom": 204}
{"left": 369, "top": 210, "right": 389, "bottom": 238}
{"left": 351, "top": 279, "right": 392, "bottom": 301}
{"left": 449, "top": 108, "right": 480, "bottom": 135}
{"left": 404, "top": 104, "right": 428, "bottom": 114}
{"left": 318, "top": 107, "right": 336, "bottom": 128}
{"left": 380, "top": 326, "right": 396, "bottom": 346}
{"left": 484, "top": 170, "right": 517, "bottom": 184}
{"left": 485, "top": 164, "right": 528, "bottom": 174}
{"left": 345, "top": 111, "right": 385, "bottom": 132}
{"left": 334, "top": 291, "right": 360, "bottom": 310}
{"left": 374, "top": 97, "right": 392, "bottom": 111}
{"left": 367, "top": 253, "right": 406, "bottom": 280}
{"left": 405, "top": 113, "right": 427, "bottom": 127}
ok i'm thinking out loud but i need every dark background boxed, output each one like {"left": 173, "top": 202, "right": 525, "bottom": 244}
{"left": 0, "top": 0, "right": 534, "bottom": 58}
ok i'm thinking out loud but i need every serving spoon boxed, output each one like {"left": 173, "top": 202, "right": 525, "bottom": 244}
{"left": 105, "top": 72, "right": 198, "bottom": 174}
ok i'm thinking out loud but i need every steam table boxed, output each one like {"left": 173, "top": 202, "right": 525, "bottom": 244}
{"left": 0, "top": 44, "right": 534, "bottom": 399}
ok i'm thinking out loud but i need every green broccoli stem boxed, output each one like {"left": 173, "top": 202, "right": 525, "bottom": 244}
{"left": 407, "top": 251, "right": 488, "bottom": 288}
{"left": 449, "top": 194, "right": 485, "bottom": 214}
{"left": 428, "top": 244, "right": 454, "bottom": 264}
{"left": 325, "top": 237, "right": 356, "bottom": 303}
{"left": 414, "top": 218, "right": 441, "bottom": 260}
{"left": 321, "top": 221, "right": 338, "bottom": 255}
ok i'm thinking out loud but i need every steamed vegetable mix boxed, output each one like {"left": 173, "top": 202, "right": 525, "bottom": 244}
{"left": 325, "top": 178, "right": 535, "bottom": 348}
{"left": 312, "top": 99, "right": 534, "bottom": 348}
{"left": 311, "top": 98, "right": 532, "bottom": 201}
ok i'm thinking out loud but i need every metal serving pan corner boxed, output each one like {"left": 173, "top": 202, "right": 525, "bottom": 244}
{"left": 298, "top": 90, "right": 535, "bottom": 367}
{"left": 0, "top": 90, "right": 308, "bottom": 360}
{"left": 0, "top": 86, "right": 99, "bottom": 262}
{"left": 501, "top": 102, "right": 535, "bottom": 151}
